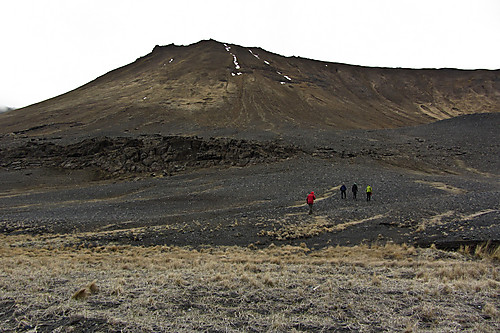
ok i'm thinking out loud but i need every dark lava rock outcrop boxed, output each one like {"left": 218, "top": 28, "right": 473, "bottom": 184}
{"left": 0, "top": 135, "right": 299, "bottom": 178}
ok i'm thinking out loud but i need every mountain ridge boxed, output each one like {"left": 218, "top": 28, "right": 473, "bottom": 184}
{"left": 0, "top": 39, "right": 498, "bottom": 140}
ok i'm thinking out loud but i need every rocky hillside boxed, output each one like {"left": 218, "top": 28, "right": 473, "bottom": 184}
{"left": 0, "top": 40, "right": 498, "bottom": 140}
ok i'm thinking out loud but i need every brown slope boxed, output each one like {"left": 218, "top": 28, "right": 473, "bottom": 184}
{"left": 0, "top": 39, "right": 499, "bottom": 139}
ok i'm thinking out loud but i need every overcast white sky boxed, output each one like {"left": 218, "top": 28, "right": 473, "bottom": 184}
{"left": 1, "top": 0, "right": 499, "bottom": 109}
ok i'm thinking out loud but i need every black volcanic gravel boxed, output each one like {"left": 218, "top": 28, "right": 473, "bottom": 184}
{"left": 0, "top": 113, "right": 498, "bottom": 249}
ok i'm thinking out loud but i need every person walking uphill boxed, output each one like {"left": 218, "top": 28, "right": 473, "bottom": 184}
{"left": 307, "top": 191, "right": 316, "bottom": 215}
{"left": 352, "top": 183, "right": 358, "bottom": 200}
{"left": 366, "top": 185, "right": 372, "bottom": 201}
{"left": 340, "top": 184, "right": 347, "bottom": 199}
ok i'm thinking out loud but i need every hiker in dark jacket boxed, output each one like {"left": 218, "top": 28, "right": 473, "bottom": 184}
{"left": 340, "top": 184, "right": 347, "bottom": 199}
{"left": 352, "top": 183, "right": 358, "bottom": 200}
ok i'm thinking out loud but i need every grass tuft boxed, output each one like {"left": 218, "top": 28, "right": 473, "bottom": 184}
{"left": 483, "top": 302, "right": 499, "bottom": 320}
{"left": 459, "top": 242, "right": 500, "bottom": 260}
{"left": 71, "top": 288, "right": 90, "bottom": 301}
{"left": 88, "top": 280, "right": 99, "bottom": 294}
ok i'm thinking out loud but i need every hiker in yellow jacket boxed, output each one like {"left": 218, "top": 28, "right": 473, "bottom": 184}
{"left": 366, "top": 185, "right": 372, "bottom": 201}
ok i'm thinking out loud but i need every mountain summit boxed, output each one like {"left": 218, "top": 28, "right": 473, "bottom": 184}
{"left": 1, "top": 39, "right": 498, "bottom": 139}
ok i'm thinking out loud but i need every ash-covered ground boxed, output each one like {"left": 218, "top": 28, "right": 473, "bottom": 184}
{"left": 0, "top": 113, "right": 498, "bottom": 250}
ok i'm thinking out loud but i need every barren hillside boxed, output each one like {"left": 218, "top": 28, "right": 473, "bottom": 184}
{"left": 0, "top": 39, "right": 498, "bottom": 140}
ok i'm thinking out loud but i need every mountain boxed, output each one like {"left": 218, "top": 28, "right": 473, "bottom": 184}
{"left": 0, "top": 39, "right": 499, "bottom": 140}
{"left": 0, "top": 106, "right": 15, "bottom": 113}
{"left": 0, "top": 40, "right": 499, "bottom": 256}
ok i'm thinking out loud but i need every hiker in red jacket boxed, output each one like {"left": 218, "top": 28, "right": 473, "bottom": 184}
{"left": 306, "top": 191, "right": 316, "bottom": 215}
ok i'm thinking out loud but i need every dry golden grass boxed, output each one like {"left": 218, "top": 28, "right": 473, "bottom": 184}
{"left": 416, "top": 210, "right": 455, "bottom": 232}
{"left": 416, "top": 209, "right": 499, "bottom": 233}
{"left": 259, "top": 214, "right": 386, "bottom": 240}
{"left": 414, "top": 180, "right": 467, "bottom": 194}
{"left": 0, "top": 233, "right": 499, "bottom": 332}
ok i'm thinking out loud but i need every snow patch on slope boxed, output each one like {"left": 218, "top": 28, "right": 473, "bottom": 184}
{"left": 224, "top": 43, "right": 241, "bottom": 75}
{"left": 232, "top": 47, "right": 293, "bottom": 84}
{"left": 232, "top": 54, "right": 240, "bottom": 69}
{"left": 249, "top": 49, "right": 260, "bottom": 59}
